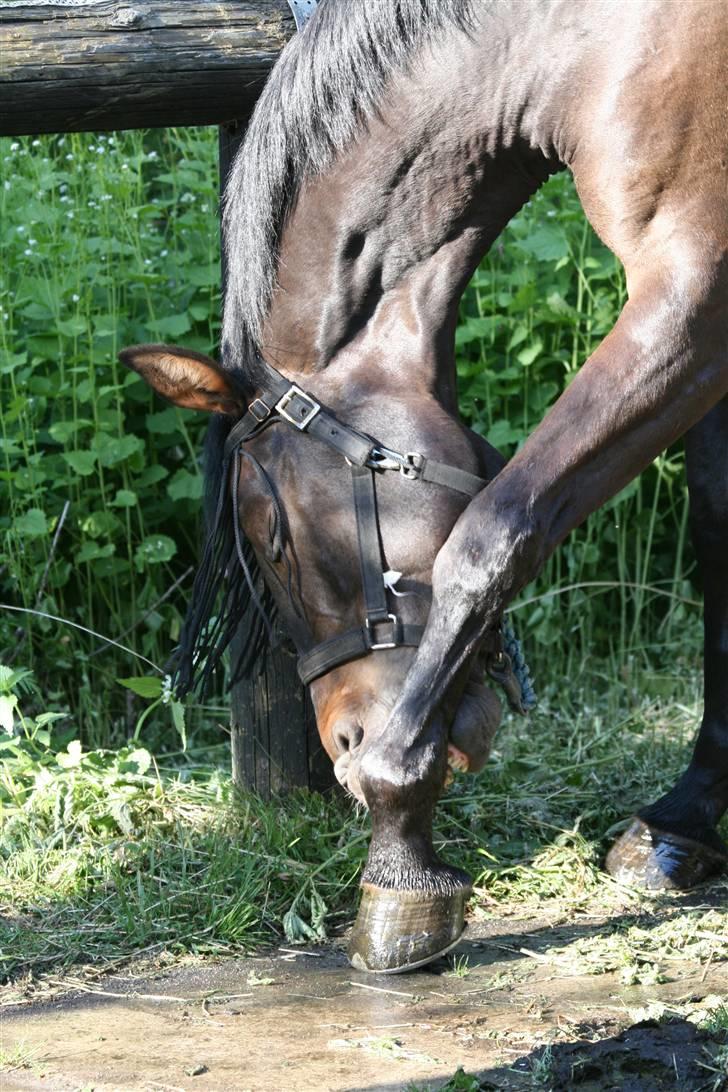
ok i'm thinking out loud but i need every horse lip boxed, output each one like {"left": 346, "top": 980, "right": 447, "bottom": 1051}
{"left": 336, "top": 751, "right": 367, "bottom": 804}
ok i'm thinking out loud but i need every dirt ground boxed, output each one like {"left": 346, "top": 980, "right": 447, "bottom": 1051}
{"left": 2, "top": 906, "right": 727, "bottom": 1092}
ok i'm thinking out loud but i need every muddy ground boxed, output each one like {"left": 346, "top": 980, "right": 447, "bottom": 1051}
{"left": 2, "top": 904, "right": 727, "bottom": 1092}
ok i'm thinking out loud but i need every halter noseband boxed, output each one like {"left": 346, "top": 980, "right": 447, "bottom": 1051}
{"left": 222, "top": 359, "right": 533, "bottom": 713}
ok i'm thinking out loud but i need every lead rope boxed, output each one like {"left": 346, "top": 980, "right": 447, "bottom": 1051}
{"left": 503, "top": 617, "right": 536, "bottom": 711}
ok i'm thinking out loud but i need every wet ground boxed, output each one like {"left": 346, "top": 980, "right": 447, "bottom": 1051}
{"left": 3, "top": 904, "right": 727, "bottom": 1092}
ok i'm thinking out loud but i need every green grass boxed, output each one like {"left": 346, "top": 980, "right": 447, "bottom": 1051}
{"left": 2, "top": 658, "right": 726, "bottom": 999}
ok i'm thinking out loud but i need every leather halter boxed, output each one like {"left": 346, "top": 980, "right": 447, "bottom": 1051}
{"left": 224, "top": 358, "right": 488, "bottom": 687}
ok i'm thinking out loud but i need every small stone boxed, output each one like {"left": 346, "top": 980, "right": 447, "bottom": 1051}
{"left": 184, "top": 1064, "right": 208, "bottom": 1077}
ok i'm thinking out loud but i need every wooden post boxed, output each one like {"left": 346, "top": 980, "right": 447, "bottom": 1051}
{"left": 219, "top": 121, "right": 335, "bottom": 797}
{"left": 230, "top": 628, "right": 334, "bottom": 796}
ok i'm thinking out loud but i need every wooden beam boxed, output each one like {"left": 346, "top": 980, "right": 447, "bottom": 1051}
{"left": 0, "top": 1, "right": 294, "bottom": 136}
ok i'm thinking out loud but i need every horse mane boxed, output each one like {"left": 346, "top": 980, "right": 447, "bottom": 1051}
{"left": 175, "top": 0, "right": 476, "bottom": 697}
{"left": 222, "top": 0, "right": 476, "bottom": 354}
{"left": 172, "top": 409, "right": 277, "bottom": 698}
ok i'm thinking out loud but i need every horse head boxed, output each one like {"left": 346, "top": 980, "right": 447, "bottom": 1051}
{"left": 119, "top": 343, "right": 507, "bottom": 805}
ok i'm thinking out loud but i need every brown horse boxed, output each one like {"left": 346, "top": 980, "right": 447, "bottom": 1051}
{"left": 121, "top": 0, "right": 728, "bottom": 972}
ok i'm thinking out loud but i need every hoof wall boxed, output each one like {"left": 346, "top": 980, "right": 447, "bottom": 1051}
{"left": 348, "top": 883, "right": 470, "bottom": 974}
{"left": 606, "top": 818, "right": 727, "bottom": 890}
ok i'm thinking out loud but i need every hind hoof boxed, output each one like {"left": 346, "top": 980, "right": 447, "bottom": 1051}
{"left": 606, "top": 818, "right": 727, "bottom": 890}
{"left": 348, "top": 882, "right": 470, "bottom": 974}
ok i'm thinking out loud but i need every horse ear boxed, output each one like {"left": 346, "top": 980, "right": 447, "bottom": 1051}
{"left": 118, "top": 344, "right": 244, "bottom": 416}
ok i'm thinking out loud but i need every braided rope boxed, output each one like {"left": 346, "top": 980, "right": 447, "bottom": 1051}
{"left": 502, "top": 616, "right": 537, "bottom": 711}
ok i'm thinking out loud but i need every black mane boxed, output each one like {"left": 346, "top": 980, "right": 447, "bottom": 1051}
{"left": 222, "top": 0, "right": 476, "bottom": 357}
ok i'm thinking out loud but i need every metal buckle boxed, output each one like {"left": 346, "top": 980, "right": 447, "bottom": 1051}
{"left": 401, "top": 452, "right": 424, "bottom": 479}
{"left": 275, "top": 385, "right": 321, "bottom": 430}
{"left": 248, "top": 397, "right": 271, "bottom": 423}
{"left": 365, "top": 614, "right": 399, "bottom": 650}
{"left": 367, "top": 447, "right": 404, "bottom": 472}
{"left": 367, "top": 446, "right": 424, "bottom": 476}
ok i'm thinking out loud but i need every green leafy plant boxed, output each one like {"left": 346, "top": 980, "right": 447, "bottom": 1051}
{"left": 0, "top": 129, "right": 219, "bottom": 747}
{"left": 0, "top": 130, "right": 703, "bottom": 746}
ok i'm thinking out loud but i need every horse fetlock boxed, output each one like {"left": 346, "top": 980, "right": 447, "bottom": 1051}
{"left": 355, "top": 810, "right": 472, "bottom": 973}
{"left": 640, "top": 763, "right": 728, "bottom": 834}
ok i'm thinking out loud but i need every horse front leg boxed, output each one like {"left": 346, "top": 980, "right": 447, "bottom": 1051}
{"left": 349, "top": 245, "right": 728, "bottom": 971}
{"left": 607, "top": 396, "right": 728, "bottom": 888}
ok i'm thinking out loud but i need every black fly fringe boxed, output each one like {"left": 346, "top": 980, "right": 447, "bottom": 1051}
{"left": 171, "top": 420, "right": 275, "bottom": 699}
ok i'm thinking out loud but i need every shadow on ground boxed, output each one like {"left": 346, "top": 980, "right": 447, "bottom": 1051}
{"left": 474, "top": 1018, "right": 726, "bottom": 1091}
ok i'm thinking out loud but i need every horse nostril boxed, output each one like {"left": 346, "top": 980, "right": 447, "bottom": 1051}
{"left": 332, "top": 722, "right": 364, "bottom": 757}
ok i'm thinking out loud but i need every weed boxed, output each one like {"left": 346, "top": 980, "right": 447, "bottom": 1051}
{"left": 0, "top": 129, "right": 219, "bottom": 746}
{"left": 408, "top": 1067, "right": 481, "bottom": 1091}
{"left": 528, "top": 1044, "right": 555, "bottom": 1088}
{"left": 3, "top": 662, "right": 725, "bottom": 1001}
{"left": 0, "top": 668, "right": 364, "bottom": 988}
{"left": 700, "top": 1004, "right": 728, "bottom": 1037}
{"left": 0, "top": 1042, "right": 37, "bottom": 1073}
{"left": 697, "top": 1045, "right": 728, "bottom": 1092}
{"left": 448, "top": 953, "right": 471, "bottom": 978}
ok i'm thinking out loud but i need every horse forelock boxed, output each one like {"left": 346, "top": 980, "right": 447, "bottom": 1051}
{"left": 172, "top": 400, "right": 276, "bottom": 698}
{"left": 221, "top": 0, "right": 477, "bottom": 358}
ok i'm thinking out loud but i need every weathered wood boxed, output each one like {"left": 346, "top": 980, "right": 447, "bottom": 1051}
{"left": 229, "top": 627, "right": 335, "bottom": 796}
{"left": 0, "top": 1, "right": 294, "bottom": 136}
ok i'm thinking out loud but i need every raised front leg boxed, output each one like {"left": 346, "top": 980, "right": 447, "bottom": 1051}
{"left": 350, "top": 241, "right": 728, "bottom": 969}
{"left": 607, "top": 396, "right": 728, "bottom": 888}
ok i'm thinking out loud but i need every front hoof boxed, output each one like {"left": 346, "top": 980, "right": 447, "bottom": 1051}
{"left": 606, "top": 817, "right": 728, "bottom": 890}
{"left": 348, "top": 883, "right": 471, "bottom": 974}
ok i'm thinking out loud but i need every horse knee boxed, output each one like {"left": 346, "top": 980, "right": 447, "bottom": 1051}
{"left": 431, "top": 485, "right": 544, "bottom": 615}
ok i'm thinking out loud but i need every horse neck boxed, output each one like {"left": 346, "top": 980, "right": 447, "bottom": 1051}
{"left": 260, "top": 11, "right": 571, "bottom": 412}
